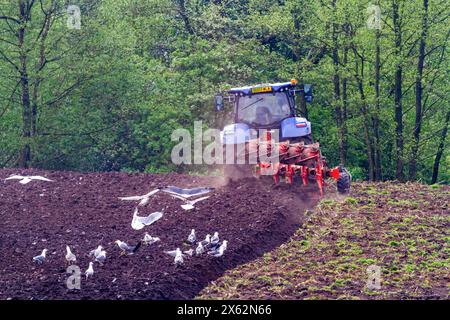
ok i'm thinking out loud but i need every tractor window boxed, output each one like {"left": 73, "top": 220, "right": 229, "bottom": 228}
{"left": 237, "top": 92, "right": 292, "bottom": 126}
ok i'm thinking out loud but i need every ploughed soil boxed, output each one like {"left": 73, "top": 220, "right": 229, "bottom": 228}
{"left": 199, "top": 182, "right": 449, "bottom": 300}
{"left": 0, "top": 169, "right": 321, "bottom": 300}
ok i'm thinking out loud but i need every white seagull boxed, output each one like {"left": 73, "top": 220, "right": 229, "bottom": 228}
{"left": 169, "top": 194, "right": 210, "bottom": 210}
{"left": 187, "top": 229, "right": 196, "bottom": 244}
{"left": 89, "top": 245, "right": 103, "bottom": 258}
{"left": 65, "top": 246, "right": 76, "bottom": 265}
{"left": 208, "top": 240, "right": 228, "bottom": 257}
{"left": 32, "top": 249, "right": 48, "bottom": 264}
{"left": 165, "top": 248, "right": 183, "bottom": 257}
{"left": 118, "top": 189, "right": 160, "bottom": 206}
{"left": 210, "top": 232, "right": 220, "bottom": 246}
{"left": 131, "top": 208, "right": 163, "bottom": 230}
{"left": 5, "top": 175, "right": 53, "bottom": 185}
{"left": 200, "top": 234, "right": 211, "bottom": 247}
{"left": 174, "top": 248, "right": 184, "bottom": 265}
{"left": 142, "top": 233, "right": 160, "bottom": 245}
{"left": 196, "top": 242, "right": 205, "bottom": 255}
{"left": 95, "top": 250, "right": 107, "bottom": 265}
{"left": 85, "top": 262, "right": 94, "bottom": 278}
{"left": 115, "top": 240, "right": 142, "bottom": 255}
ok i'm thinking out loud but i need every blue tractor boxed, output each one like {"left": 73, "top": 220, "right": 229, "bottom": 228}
{"left": 215, "top": 80, "right": 350, "bottom": 195}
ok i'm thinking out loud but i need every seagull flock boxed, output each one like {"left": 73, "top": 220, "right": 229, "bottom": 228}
{"left": 20, "top": 176, "right": 228, "bottom": 280}
{"left": 165, "top": 229, "right": 228, "bottom": 265}
{"left": 32, "top": 228, "right": 228, "bottom": 277}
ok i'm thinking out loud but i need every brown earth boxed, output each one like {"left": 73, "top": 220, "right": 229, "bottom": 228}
{"left": 198, "top": 182, "right": 449, "bottom": 300}
{"left": 0, "top": 169, "right": 322, "bottom": 300}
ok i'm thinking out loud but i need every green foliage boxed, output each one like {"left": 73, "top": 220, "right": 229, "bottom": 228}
{"left": 0, "top": 0, "right": 448, "bottom": 183}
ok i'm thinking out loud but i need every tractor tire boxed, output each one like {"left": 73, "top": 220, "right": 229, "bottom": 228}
{"left": 337, "top": 167, "right": 351, "bottom": 194}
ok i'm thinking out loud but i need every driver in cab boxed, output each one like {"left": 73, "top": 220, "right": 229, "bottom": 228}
{"left": 255, "top": 106, "right": 272, "bottom": 125}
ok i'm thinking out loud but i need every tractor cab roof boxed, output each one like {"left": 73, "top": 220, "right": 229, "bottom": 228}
{"left": 228, "top": 81, "right": 297, "bottom": 96}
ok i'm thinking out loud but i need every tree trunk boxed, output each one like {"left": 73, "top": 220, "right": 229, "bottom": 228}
{"left": 392, "top": 0, "right": 404, "bottom": 181}
{"left": 409, "top": 0, "right": 429, "bottom": 180}
{"left": 353, "top": 49, "right": 375, "bottom": 181}
{"left": 176, "top": 0, "right": 194, "bottom": 35}
{"left": 32, "top": 6, "right": 53, "bottom": 138}
{"left": 373, "top": 11, "right": 382, "bottom": 181}
{"left": 341, "top": 46, "right": 348, "bottom": 166}
{"left": 18, "top": 0, "right": 31, "bottom": 168}
{"left": 332, "top": 0, "right": 346, "bottom": 166}
{"left": 431, "top": 111, "right": 449, "bottom": 184}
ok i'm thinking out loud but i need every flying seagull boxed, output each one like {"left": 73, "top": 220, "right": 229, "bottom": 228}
{"left": 118, "top": 189, "right": 160, "bottom": 206}
{"left": 208, "top": 240, "right": 228, "bottom": 257}
{"left": 169, "top": 194, "right": 210, "bottom": 210}
{"left": 33, "top": 249, "right": 48, "bottom": 264}
{"left": 187, "top": 229, "right": 196, "bottom": 244}
{"left": 65, "top": 246, "right": 76, "bottom": 265}
{"left": 115, "top": 240, "right": 142, "bottom": 255}
{"left": 131, "top": 208, "right": 163, "bottom": 230}
{"left": 142, "top": 233, "right": 160, "bottom": 245}
{"left": 5, "top": 175, "right": 53, "bottom": 185}
{"left": 85, "top": 262, "right": 94, "bottom": 278}
{"left": 162, "top": 186, "right": 214, "bottom": 198}
{"left": 89, "top": 245, "right": 103, "bottom": 258}
{"left": 164, "top": 248, "right": 183, "bottom": 257}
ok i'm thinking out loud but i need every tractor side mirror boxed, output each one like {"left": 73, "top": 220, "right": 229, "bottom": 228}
{"left": 215, "top": 94, "right": 224, "bottom": 111}
{"left": 304, "top": 84, "right": 313, "bottom": 103}
{"left": 292, "top": 84, "right": 314, "bottom": 104}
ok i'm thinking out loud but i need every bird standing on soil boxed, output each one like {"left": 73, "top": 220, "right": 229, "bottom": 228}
{"left": 208, "top": 240, "right": 228, "bottom": 258}
{"left": 196, "top": 242, "right": 205, "bottom": 255}
{"left": 118, "top": 189, "right": 160, "bottom": 206}
{"left": 89, "top": 245, "right": 103, "bottom": 258}
{"left": 65, "top": 246, "right": 76, "bottom": 265}
{"left": 85, "top": 262, "right": 94, "bottom": 278}
{"left": 95, "top": 250, "right": 107, "bottom": 265}
{"left": 200, "top": 234, "right": 211, "bottom": 247}
{"left": 210, "top": 232, "right": 220, "bottom": 247}
{"left": 5, "top": 175, "right": 53, "bottom": 185}
{"left": 169, "top": 194, "right": 210, "bottom": 210}
{"left": 32, "top": 249, "right": 48, "bottom": 264}
{"left": 187, "top": 229, "right": 196, "bottom": 244}
{"left": 142, "top": 233, "right": 161, "bottom": 245}
{"left": 115, "top": 240, "right": 142, "bottom": 256}
{"left": 174, "top": 248, "right": 184, "bottom": 265}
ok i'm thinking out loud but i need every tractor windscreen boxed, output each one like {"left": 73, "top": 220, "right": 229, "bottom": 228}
{"left": 237, "top": 92, "right": 291, "bottom": 126}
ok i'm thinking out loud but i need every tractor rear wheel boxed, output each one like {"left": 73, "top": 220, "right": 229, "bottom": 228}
{"left": 337, "top": 167, "right": 351, "bottom": 194}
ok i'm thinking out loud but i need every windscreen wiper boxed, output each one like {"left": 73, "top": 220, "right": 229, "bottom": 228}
{"left": 240, "top": 98, "right": 263, "bottom": 111}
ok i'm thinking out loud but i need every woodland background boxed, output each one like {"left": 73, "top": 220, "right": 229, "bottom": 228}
{"left": 0, "top": 0, "right": 448, "bottom": 183}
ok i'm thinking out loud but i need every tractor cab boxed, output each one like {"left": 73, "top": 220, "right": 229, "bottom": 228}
{"left": 215, "top": 80, "right": 313, "bottom": 144}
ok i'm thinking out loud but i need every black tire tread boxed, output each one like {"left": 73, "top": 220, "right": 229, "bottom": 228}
{"left": 337, "top": 168, "right": 351, "bottom": 194}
